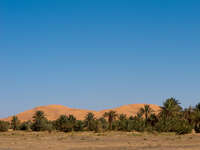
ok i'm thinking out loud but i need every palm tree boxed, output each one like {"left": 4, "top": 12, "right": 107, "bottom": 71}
{"left": 74, "top": 120, "right": 84, "bottom": 131}
{"left": 195, "top": 103, "right": 200, "bottom": 111}
{"left": 118, "top": 114, "right": 127, "bottom": 121}
{"left": 193, "top": 103, "right": 200, "bottom": 132}
{"left": 84, "top": 112, "right": 95, "bottom": 131}
{"left": 139, "top": 104, "right": 154, "bottom": 126}
{"left": 67, "top": 114, "right": 76, "bottom": 131}
{"left": 67, "top": 114, "right": 76, "bottom": 124}
{"left": 55, "top": 115, "right": 69, "bottom": 132}
{"left": 11, "top": 116, "right": 20, "bottom": 130}
{"left": 103, "top": 110, "right": 118, "bottom": 130}
{"left": 148, "top": 113, "right": 158, "bottom": 126}
{"left": 32, "top": 110, "right": 48, "bottom": 131}
{"left": 136, "top": 111, "right": 143, "bottom": 119}
{"left": 98, "top": 117, "right": 108, "bottom": 130}
{"left": 33, "top": 110, "right": 46, "bottom": 121}
{"left": 160, "top": 97, "right": 182, "bottom": 120}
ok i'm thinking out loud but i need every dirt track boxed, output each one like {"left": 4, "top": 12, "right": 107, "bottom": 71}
{"left": 0, "top": 131, "right": 200, "bottom": 150}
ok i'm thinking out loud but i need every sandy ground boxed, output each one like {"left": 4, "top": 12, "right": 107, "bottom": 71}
{"left": 0, "top": 131, "right": 200, "bottom": 150}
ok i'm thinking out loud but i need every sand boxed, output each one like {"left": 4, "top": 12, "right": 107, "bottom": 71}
{"left": 0, "top": 131, "right": 199, "bottom": 150}
{"left": 2, "top": 104, "right": 160, "bottom": 121}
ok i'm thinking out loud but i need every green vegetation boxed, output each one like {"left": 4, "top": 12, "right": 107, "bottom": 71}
{"left": 54, "top": 114, "right": 76, "bottom": 132}
{"left": 103, "top": 110, "right": 118, "bottom": 130}
{"left": 139, "top": 104, "right": 154, "bottom": 127}
{"left": 31, "top": 110, "right": 50, "bottom": 131}
{"left": 0, "top": 120, "right": 10, "bottom": 132}
{"left": 2, "top": 97, "right": 200, "bottom": 135}
{"left": 11, "top": 116, "right": 20, "bottom": 130}
{"left": 84, "top": 112, "right": 96, "bottom": 131}
{"left": 19, "top": 121, "right": 32, "bottom": 131}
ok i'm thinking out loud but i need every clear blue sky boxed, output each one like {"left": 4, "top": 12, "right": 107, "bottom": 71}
{"left": 0, "top": 0, "right": 200, "bottom": 118}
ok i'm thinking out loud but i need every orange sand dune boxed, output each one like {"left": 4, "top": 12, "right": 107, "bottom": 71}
{"left": 2, "top": 104, "right": 160, "bottom": 122}
{"left": 98, "top": 104, "right": 160, "bottom": 118}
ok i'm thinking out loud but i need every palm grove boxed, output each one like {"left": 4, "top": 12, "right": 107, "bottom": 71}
{"left": 1, "top": 98, "right": 200, "bottom": 135}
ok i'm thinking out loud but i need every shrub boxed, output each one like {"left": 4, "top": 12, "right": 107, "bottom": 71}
{"left": 125, "top": 120, "right": 134, "bottom": 132}
{"left": 0, "top": 121, "right": 10, "bottom": 132}
{"left": 117, "top": 120, "right": 127, "bottom": 131}
{"left": 144, "top": 126, "right": 155, "bottom": 133}
{"left": 31, "top": 119, "right": 49, "bottom": 131}
{"left": 74, "top": 120, "right": 84, "bottom": 131}
{"left": 129, "top": 116, "right": 134, "bottom": 120}
{"left": 174, "top": 120, "right": 192, "bottom": 135}
{"left": 194, "top": 123, "right": 200, "bottom": 133}
{"left": 155, "top": 118, "right": 192, "bottom": 134}
{"left": 45, "top": 121, "right": 54, "bottom": 133}
{"left": 155, "top": 119, "right": 170, "bottom": 132}
{"left": 110, "top": 120, "right": 119, "bottom": 130}
{"left": 98, "top": 117, "right": 108, "bottom": 131}
{"left": 116, "top": 120, "right": 135, "bottom": 132}
{"left": 19, "top": 121, "right": 32, "bottom": 131}
{"left": 130, "top": 117, "right": 145, "bottom": 132}
{"left": 93, "top": 120, "right": 102, "bottom": 133}
{"left": 155, "top": 118, "right": 181, "bottom": 132}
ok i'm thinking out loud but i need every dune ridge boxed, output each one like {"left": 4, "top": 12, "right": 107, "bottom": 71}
{"left": 2, "top": 104, "right": 160, "bottom": 122}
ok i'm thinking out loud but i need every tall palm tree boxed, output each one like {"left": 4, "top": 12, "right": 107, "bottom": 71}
{"left": 84, "top": 112, "right": 95, "bottom": 131}
{"left": 11, "top": 116, "right": 20, "bottom": 130}
{"left": 32, "top": 110, "right": 48, "bottom": 131}
{"left": 139, "top": 104, "right": 154, "bottom": 126}
{"left": 160, "top": 97, "right": 182, "bottom": 120}
{"left": 33, "top": 110, "right": 46, "bottom": 121}
{"left": 103, "top": 110, "right": 118, "bottom": 130}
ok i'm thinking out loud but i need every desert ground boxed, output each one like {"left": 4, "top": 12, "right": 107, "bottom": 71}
{"left": 0, "top": 131, "right": 200, "bottom": 150}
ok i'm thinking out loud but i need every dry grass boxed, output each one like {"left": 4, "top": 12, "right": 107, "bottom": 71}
{"left": 0, "top": 131, "right": 200, "bottom": 150}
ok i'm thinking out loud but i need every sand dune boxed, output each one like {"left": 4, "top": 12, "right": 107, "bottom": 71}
{"left": 2, "top": 104, "right": 160, "bottom": 122}
{"left": 98, "top": 104, "right": 160, "bottom": 118}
